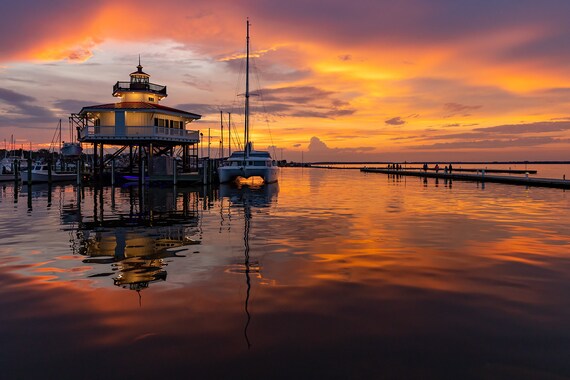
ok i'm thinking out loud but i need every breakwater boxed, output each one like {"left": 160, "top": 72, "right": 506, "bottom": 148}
{"left": 361, "top": 168, "right": 570, "bottom": 189}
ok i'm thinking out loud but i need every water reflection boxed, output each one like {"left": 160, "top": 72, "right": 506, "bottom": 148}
{"left": 64, "top": 186, "right": 202, "bottom": 292}
{"left": 219, "top": 182, "right": 279, "bottom": 348}
{"left": 2, "top": 169, "right": 570, "bottom": 378}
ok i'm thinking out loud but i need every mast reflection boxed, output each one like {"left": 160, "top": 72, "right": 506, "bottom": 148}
{"left": 219, "top": 181, "right": 279, "bottom": 348}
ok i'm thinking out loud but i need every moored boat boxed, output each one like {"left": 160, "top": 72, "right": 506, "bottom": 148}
{"left": 21, "top": 163, "right": 76, "bottom": 183}
{"left": 218, "top": 143, "right": 279, "bottom": 183}
{"left": 61, "top": 142, "right": 83, "bottom": 157}
{"left": 217, "top": 19, "right": 279, "bottom": 184}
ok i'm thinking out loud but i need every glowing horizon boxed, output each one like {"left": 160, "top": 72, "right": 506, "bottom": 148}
{"left": 1, "top": 0, "right": 570, "bottom": 161}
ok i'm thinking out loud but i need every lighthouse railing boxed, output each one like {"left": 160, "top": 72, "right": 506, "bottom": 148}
{"left": 112, "top": 81, "right": 167, "bottom": 96}
{"left": 80, "top": 125, "right": 199, "bottom": 141}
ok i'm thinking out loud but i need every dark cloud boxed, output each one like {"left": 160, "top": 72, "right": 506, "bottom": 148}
{"left": 385, "top": 116, "right": 406, "bottom": 126}
{"left": 0, "top": 88, "right": 55, "bottom": 122}
{"left": 220, "top": 46, "right": 312, "bottom": 82}
{"left": 0, "top": 88, "right": 35, "bottom": 104}
{"left": 53, "top": 99, "right": 99, "bottom": 114}
{"left": 175, "top": 103, "right": 220, "bottom": 115}
{"left": 443, "top": 102, "right": 482, "bottom": 117}
{"left": 474, "top": 121, "right": 570, "bottom": 134}
{"left": 251, "top": 86, "right": 356, "bottom": 119}
{"left": 182, "top": 74, "right": 213, "bottom": 92}
{"left": 415, "top": 121, "right": 570, "bottom": 144}
{"left": 308, "top": 136, "right": 374, "bottom": 153}
{"left": 412, "top": 136, "right": 568, "bottom": 150}
{"left": 390, "top": 135, "right": 425, "bottom": 141}
{"left": 0, "top": 2, "right": 94, "bottom": 59}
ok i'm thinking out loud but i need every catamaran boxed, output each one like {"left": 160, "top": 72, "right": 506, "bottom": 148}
{"left": 217, "top": 19, "right": 279, "bottom": 184}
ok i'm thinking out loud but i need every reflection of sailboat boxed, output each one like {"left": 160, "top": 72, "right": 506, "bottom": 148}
{"left": 218, "top": 19, "right": 279, "bottom": 184}
{"left": 220, "top": 182, "right": 278, "bottom": 348}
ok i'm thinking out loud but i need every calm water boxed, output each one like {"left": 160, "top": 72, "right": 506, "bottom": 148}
{"left": 1, "top": 168, "right": 570, "bottom": 379}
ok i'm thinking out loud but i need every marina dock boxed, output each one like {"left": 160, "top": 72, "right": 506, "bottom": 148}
{"left": 360, "top": 168, "right": 570, "bottom": 189}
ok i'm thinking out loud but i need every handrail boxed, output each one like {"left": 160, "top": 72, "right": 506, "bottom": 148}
{"left": 80, "top": 125, "right": 199, "bottom": 140}
{"left": 112, "top": 81, "right": 167, "bottom": 95}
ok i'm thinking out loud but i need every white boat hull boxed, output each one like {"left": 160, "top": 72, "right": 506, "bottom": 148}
{"left": 21, "top": 171, "right": 77, "bottom": 183}
{"left": 218, "top": 166, "right": 279, "bottom": 184}
{"left": 0, "top": 174, "right": 15, "bottom": 182}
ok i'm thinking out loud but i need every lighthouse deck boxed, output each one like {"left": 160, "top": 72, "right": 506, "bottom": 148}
{"left": 80, "top": 125, "right": 199, "bottom": 144}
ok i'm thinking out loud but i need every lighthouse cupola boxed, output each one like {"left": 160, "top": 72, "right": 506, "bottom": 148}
{"left": 112, "top": 58, "right": 168, "bottom": 103}
{"left": 130, "top": 60, "right": 150, "bottom": 86}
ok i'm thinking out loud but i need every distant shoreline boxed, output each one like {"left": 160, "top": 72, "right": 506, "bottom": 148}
{"left": 307, "top": 161, "right": 570, "bottom": 165}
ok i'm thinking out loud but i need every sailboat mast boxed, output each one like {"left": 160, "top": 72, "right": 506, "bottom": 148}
{"left": 59, "top": 119, "right": 62, "bottom": 153}
{"left": 228, "top": 112, "right": 232, "bottom": 156}
{"left": 220, "top": 110, "right": 224, "bottom": 158}
{"left": 244, "top": 18, "right": 250, "bottom": 156}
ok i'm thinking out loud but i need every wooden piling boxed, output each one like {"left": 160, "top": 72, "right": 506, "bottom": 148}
{"left": 26, "top": 158, "right": 32, "bottom": 185}
{"left": 47, "top": 160, "right": 52, "bottom": 185}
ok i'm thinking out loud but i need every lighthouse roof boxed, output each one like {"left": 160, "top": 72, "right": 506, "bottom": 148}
{"left": 130, "top": 64, "right": 150, "bottom": 77}
{"left": 79, "top": 102, "right": 201, "bottom": 119}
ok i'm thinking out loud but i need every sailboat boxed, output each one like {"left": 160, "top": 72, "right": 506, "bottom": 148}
{"left": 61, "top": 119, "right": 83, "bottom": 157}
{"left": 21, "top": 120, "right": 78, "bottom": 183}
{"left": 217, "top": 19, "right": 279, "bottom": 184}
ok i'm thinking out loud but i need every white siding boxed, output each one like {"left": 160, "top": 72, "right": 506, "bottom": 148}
{"left": 126, "top": 112, "right": 152, "bottom": 126}
{"left": 99, "top": 112, "right": 115, "bottom": 126}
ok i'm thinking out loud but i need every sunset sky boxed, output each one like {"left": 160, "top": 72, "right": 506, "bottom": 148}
{"left": 1, "top": 0, "right": 570, "bottom": 162}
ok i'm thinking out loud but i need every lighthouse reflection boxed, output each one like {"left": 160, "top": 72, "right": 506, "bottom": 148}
{"left": 219, "top": 181, "right": 279, "bottom": 348}
{"left": 66, "top": 185, "right": 201, "bottom": 292}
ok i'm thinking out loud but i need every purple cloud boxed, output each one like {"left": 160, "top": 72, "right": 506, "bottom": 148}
{"left": 385, "top": 117, "right": 406, "bottom": 126}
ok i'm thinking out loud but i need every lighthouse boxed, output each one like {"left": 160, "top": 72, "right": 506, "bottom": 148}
{"left": 72, "top": 61, "right": 201, "bottom": 180}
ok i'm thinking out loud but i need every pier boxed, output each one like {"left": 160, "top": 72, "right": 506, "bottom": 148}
{"left": 360, "top": 168, "right": 570, "bottom": 189}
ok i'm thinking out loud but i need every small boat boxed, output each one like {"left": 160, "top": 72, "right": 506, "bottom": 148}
{"left": 0, "top": 156, "right": 19, "bottom": 176}
{"left": 61, "top": 142, "right": 83, "bottom": 157}
{"left": 21, "top": 163, "right": 77, "bottom": 183}
{"left": 59, "top": 117, "right": 83, "bottom": 157}
{"left": 217, "top": 19, "right": 279, "bottom": 184}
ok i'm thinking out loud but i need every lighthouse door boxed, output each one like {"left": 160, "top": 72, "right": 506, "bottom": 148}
{"left": 115, "top": 111, "right": 125, "bottom": 136}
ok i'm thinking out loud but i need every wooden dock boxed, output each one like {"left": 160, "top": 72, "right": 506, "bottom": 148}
{"left": 310, "top": 165, "right": 537, "bottom": 174}
{"left": 401, "top": 167, "right": 537, "bottom": 174}
{"left": 360, "top": 168, "right": 570, "bottom": 189}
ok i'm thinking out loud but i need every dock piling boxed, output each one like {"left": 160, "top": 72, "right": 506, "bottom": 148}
{"left": 47, "top": 160, "right": 52, "bottom": 185}
{"left": 27, "top": 158, "right": 32, "bottom": 186}
{"left": 111, "top": 158, "right": 115, "bottom": 186}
